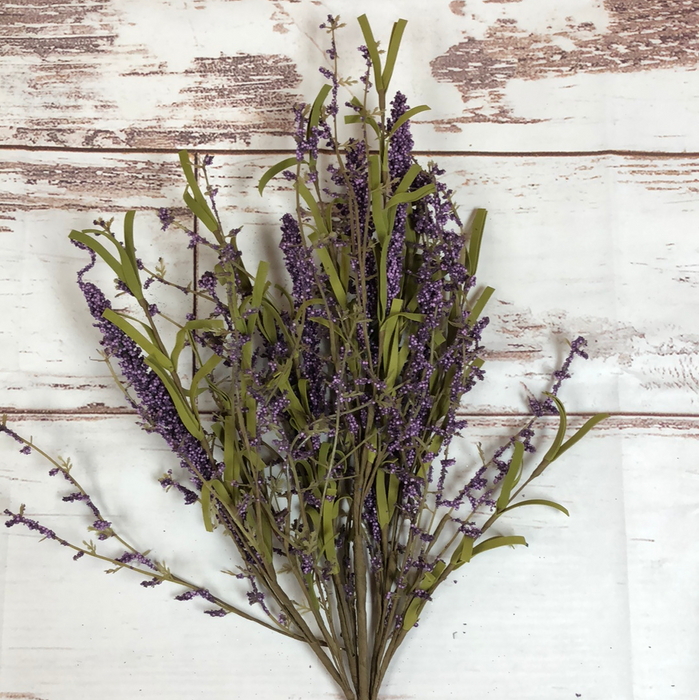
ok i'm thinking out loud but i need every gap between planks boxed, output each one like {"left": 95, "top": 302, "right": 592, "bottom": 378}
{"left": 1, "top": 409, "right": 698, "bottom": 419}
{"left": 4, "top": 145, "right": 699, "bottom": 159}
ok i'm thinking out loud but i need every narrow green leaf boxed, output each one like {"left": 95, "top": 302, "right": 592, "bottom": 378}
{"left": 402, "top": 561, "right": 446, "bottom": 630}
{"left": 211, "top": 479, "right": 233, "bottom": 505}
{"left": 357, "top": 14, "right": 384, "bottom": 91}
{"left": 309, "top": 83, "right": 332, "bottom": 132}
{"left": 183, "top": 190, "right": 218, "bottom": 234}
{"left": 381, "top": 18, "right": 407, "bottom": 90}
{"left": 556, "top": 413, "right": 609, "bottom": 458}
{"left": 200, "top": 482, "right": 214, "bottom": 532}
{"left": 496, "top": 442, "right": 525, "bottom": 512}
{"left": 69, "top": 230, "right": 124, "bottom": 285}
{"left": 144, "top": 357, "right": 203, "bottom": 440}
{"left": 258, "top": 156, "right": 299, "bottom": 195}
{"left": 392, "top": 163, "right": 422, "bottom": 196}
{"left": 296, "top": 179, "right": 328, "bottom": 234}
{"left": 190, "top": 353, "right": 223, "bottom": 414}
{"left": 178, "top": 150, "right": 218, "bottom": 233}
{"left": 115, "top": 212, "right": 143, "bottom": 300}
{"left": 308, "top": 231, "right": 347, "bottom": 308}
{"left": 450, "top": 536, "right": 474, "bottom": 570}
{"left": 321, "top": 497, "right": 339, "bottom": 568}
{"left": 385, "top": 183, "right": 435, "bottom": 208}
{"left": 543, "top": 394, "right": 568, "bottom": 463}
{"left": 223, "top": 414, "right": 239, "bottom": 483}
{"left": 123, "top": 210, "right": 138, "bottom": 270}
{"left": 297, "top": 378, "right": 310, "bottom": 414}
{"left": 375, "top": 469, "right": 390, "bottom": 529}
{"left": 468, "top": 209, "right": 487, "bottom": 276}
{"left": 368, "top": 155, "right": 389, "bottom": 242}
{"left": 387, "top": 472, "right": 399, "bottom": 518}
{"left": 252, "top": 260, "right": 269, "bottom": 308}
{"left": 245, "top": 394, "right": 257, "bottom": 439}
{"left": 466, "top": 286, "right": 495, "bottom": 327}
{"left": 389, "top": 105, "right": 430, "bottom": 136}
{"left": 344, "top": 113, "right": 381, "bottom": 139}
{"left": 472, "top": 535, "right": 528, "bottom": 557}
{"left": 501, "top": 499, "right": 570, "bottom": 517}
{"left": 102, "top": 308, "right": 173, "bottom": 370}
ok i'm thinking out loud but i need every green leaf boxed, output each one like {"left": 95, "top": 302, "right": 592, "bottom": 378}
{"left": 500, "top": 499, "right": 570, "bottom": 517}
{"left": 357, "top": 14, "right": 384, "bottom": 91}
{"left": 183, "top": 191, "right": 218, "bottom": 235}
{"left": 297, "top": 378, "right": 311, "bottom": 414}
{"left": 211, "top": 479, "right": 233, "bottom": 505}
{"left": 123, "top": 210, "right": 138, "bottom": 270}
{"left": 252, "top": 260, "right": 269, "bottom": 308}
{"left": 496, "top": 441, "right": 525, "bottom": 512}
{"left": 402, "top": 560, "right": 446, "bottom": 630}
{"left": 245, "top": 393, "right": 257, "bottom": 438}
{"left": 385, "top": 183, "right": 435, "bottom": 209}
{"left": 391, "top": 162, "right": 422, "bottom": 196}
{"left": 387, "top": 471, "right": 399, "bottom": 519}
{"left": 344, "top": 113, "right": 381, "bottom": 139}
{"left": 368, "top": 155, "right": 389, "bottom": 243}
{"left": 223, "top": 414, "right": 239, "bottom": 483}
{"left": 321, "top": 497, "right": 339, "bottom": 568}
{"left": 466, "top": 286, "right": 494, "bottom": 327}
{"left": 69, "top": 230, "right": 124, "bottom": 285}
{"left": 144, "top": 357, "right": 203, "bottom": 441}
{"left": 178, "top": 150, "right": 218, "bottom": 233}
{"left": 309, "top": 83, "right": 332, "bottom": 133}
{"left": 120, "top": 211, "right": 144, "bottom": 300}
{"left": 556, "top": 413, "right": 609, "bottom": 458}
{"left": 472, "top": 535, "right": 527, "bottom": 557}
{"left": 200, "top": 482, "right": 214, "bottom": 532}
{"left": 542, "top": 394, "right": 568, "bottom": 463}
{"left": 389, "top": 105, "right": 430, "bottom": 137}
{"left": 468, "top": 209, "right": 487, "bottom": 276}
{"left": 102, "top": 308, "right": 173, "bottom": 370}
{"left": 258, "top": 156, "right": 299, "bottom": 195}
{"left": 296, "top": 179, "right": 328, "bottom": 234}
{"left": 190, "top": 353, "right": 223, "bottom": 415}
{"left": 375, "top": 469, "right": 390, "bottom": 529}
{"left": 171, "top": 320, "right": 225, "bottom": 371}
{"left": 308, "top": 231, "right": 347, "bottom": 308}
{"left": 381, "top": 18, "right": 407, "bottom": 90}
{"left": 450, "top": 536, "right": 474, "bottom": 569}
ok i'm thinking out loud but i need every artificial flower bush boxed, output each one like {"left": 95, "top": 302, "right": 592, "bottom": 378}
{"left": 1, "top": 15, "right": 605, "bottom": 700}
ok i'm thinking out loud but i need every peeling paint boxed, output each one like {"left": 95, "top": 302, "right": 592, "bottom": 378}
{"left": 0, "top": 0, "right": 115, "bottom": 57}
{"left": 432, "top": 0, "right": 699, "bottom": 124}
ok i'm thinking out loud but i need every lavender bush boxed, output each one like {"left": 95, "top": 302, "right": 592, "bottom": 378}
{"left": 2, "top": 15, "right": 607, "bottom": 700}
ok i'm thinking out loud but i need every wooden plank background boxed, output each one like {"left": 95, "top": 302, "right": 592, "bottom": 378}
{"left": 1, "top": 1, "right": 698, "bottom": 699}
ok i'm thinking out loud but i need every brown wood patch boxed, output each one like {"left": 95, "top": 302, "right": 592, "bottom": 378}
{"left": 432, "top": 0, "right": 699, "bottom": 124}
{"left": 1, "top": 0, "right": 302, "bottom": 148}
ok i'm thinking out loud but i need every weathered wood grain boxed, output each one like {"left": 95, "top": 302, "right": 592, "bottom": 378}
{"left": 0, "top": 414, "right": 696, "bottom": 699}
{"left": 3, "top": 149, "right": 697, "bottom": 414}
{"left": 2, "top": 0, "right": 699, "bottom": 151}
{"left": 0, "top": 150, "right": 195, "bottom": 410}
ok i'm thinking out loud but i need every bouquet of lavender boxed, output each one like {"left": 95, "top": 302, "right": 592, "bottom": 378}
{"left": 2, "top": 15, "right": 607, "bottom": 700}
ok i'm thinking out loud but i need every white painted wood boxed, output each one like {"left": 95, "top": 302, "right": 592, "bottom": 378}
{"left": 2, "top": 151, "right": 697, "bottom": 414}
{"left": 0, "top": 415, "right": 696, "bottom": 699}
{"left": 1, "top": 1, "right": 697, "bottom": 698}
{"left": 2, "top": 0, "right": 699, "bottom": 151}
{"left": 0, "top": 151, "right": 195, "bottom": 410}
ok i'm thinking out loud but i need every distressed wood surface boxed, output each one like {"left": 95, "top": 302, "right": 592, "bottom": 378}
{"left": 2, "top": 0, "right": 699, "bottom": 151}
{"left": 1, "top": 150, "right": 697, "bottom": 413}
{"left": 0, "top": 415, "right": 697, "bottom": 700}
{"left": 1, "top": 2, "right": 698, "bottom": 700}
